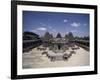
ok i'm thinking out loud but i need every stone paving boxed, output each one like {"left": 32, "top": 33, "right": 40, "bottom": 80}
{"left": 22, "top": 45, "right": 89, "bottom": 69}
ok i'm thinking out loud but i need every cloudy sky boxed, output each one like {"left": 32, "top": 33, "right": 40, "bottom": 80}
{"left": 23, "top": 11, "right": 89, "bottom": 37}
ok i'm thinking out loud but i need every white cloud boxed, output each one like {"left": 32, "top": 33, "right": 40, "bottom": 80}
{"left": 37, "top": 27, "right": 47, "bottom": 31}
{"left": 71, "top": 22, "right": 80, "bottom": 27}
{"left": 32, "top": 27, "right": 47, "bottom": 36}
{"left": 63, "top": 19, "right": 68, "bottom": 23}
{"left": 32, "top": 27, "right": 47, "bottom": 33}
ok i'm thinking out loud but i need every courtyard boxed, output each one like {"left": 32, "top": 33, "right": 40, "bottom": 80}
{"left": 22, "top": 44, "right": 89, "bottom": 69}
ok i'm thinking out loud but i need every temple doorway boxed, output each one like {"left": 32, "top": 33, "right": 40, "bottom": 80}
{"left": 58, "top": 45, "right": 61, "bottom": 50}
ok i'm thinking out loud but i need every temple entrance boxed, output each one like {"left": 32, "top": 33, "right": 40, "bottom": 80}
{"left": 49, "top": 38, "right": 69, "bottom": 53}
{"left": 58, "top": 45, "right": 61, "bottom": 50}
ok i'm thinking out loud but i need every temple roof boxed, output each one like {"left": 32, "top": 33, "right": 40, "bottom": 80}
{"left": 51, "top": 38, "right": 69, "bottom": 44}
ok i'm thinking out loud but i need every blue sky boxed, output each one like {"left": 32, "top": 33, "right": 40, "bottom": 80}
{"left": 23, "top": 11, "right": 89, "bottom": 37}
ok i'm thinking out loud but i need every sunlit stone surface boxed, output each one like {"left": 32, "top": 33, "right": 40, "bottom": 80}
{"left": 22, "top": 45, "right": 89, "bottom": 69}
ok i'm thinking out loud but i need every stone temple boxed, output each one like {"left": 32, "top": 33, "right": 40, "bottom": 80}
{"left": 49, "top": 38, "right": 69, "bottom": 53}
